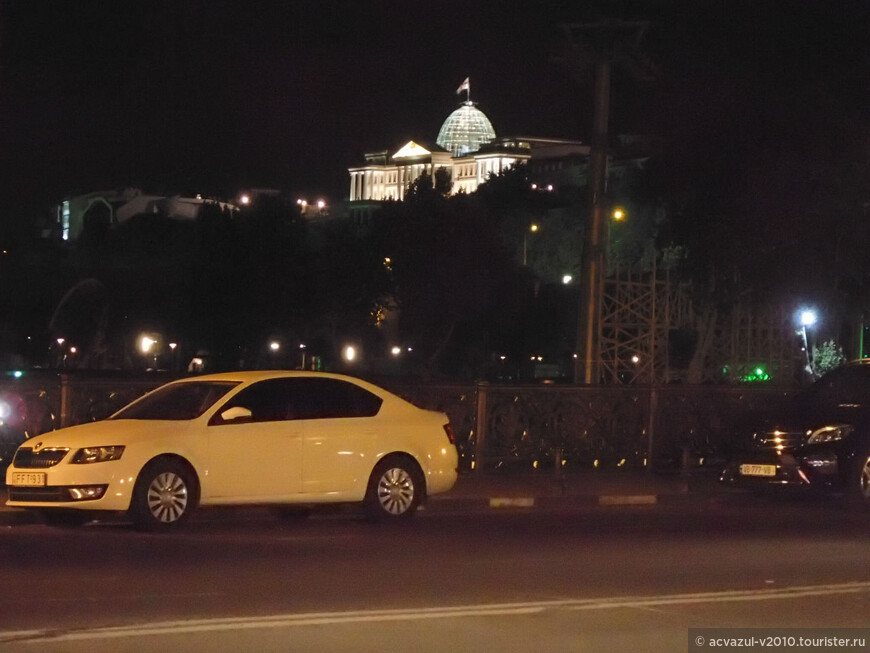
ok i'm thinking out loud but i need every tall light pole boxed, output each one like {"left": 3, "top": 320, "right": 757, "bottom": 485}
{"left": 799, "top": 309, "right": 817, "bottom": 380}
{"left": 558, "top": 20, "right": 653, "bottom": 385}
{"left": 522, "top": 223, "right": 539, "bottom": 266}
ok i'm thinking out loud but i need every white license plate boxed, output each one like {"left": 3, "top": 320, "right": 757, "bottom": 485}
{"left": 12, "top": 472, "right": 46, "bottom": 487}
{"left": 739, "top": 464, "right": 777, "bottom": 477}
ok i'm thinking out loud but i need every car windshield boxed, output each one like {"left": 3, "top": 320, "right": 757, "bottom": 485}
{"left": 799, "top": 365, "right": 870, "bottom": 406}
{"left": 111, "top": 381, "right": 241, "bottom": 421}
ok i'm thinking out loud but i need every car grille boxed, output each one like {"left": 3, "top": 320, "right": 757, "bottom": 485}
{"left": 13, "top": 447, "right": 70, "bottom": 468}
{"left": 7, "top": 486, "right": 71, "bottom": 502}
{"left": 753, "top": 430, "right": 805, "bottom": 449}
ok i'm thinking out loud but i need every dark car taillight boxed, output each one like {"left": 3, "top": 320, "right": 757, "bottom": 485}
{"left": 443, "top": 423, "right": 456, "bottom": 445}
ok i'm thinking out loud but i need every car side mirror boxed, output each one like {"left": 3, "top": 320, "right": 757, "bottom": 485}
{"left": 220, "top": 406, "right": 253, "bottom": 422}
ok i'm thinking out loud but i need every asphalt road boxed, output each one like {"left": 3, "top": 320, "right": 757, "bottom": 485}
{"left": 2, "top": 496, "right": 870, "bottom": 652}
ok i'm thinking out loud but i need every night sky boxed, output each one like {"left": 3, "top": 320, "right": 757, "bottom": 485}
{"left": 0, "top": 1, "right": 866, "bottom": 224}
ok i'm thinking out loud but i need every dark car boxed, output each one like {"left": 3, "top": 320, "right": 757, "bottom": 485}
{"left": 721, "top": 360, "right": 870, "bottom": 505}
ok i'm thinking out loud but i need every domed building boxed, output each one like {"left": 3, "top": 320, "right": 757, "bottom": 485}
{"left": 347, "top": 81, "right": 589, "bottom": 209}
{"left": 436, "top": 102, "right": 496, "bottom": 157}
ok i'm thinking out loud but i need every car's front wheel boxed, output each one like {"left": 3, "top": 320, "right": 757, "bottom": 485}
{"left": 364, "top": 455, "right": 424, "bottom": 520}
{"left": 852, "top": 449, "right": 870, "bottom": 508}
{"left": 130, "top": 459, "right": 197, "bottom": 532}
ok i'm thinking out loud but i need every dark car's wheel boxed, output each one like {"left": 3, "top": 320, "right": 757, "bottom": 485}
{"left": 130, "top": 459, "right": 197, "bottom": 532}
{"left": 40, "top": 509, "right": 91, "bottom": 528}
{"left": 364, "top": 455, "right": 424, "bottom": 520}
{"left": 851, "top": 449, "right": 870, "bottom": 508}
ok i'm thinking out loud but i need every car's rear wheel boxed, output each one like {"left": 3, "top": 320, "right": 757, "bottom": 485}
{"left": 130, "top": 459, "right": 197, "bottom": 532}
{"left": 364, "top": 455, "right": 424, "bottom": 520}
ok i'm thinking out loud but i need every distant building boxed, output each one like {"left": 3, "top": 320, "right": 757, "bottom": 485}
{"left": 56, "top": 188, "right": 238, "bottom": 241}
{"left": 347, "top": 87, "right": 592, "bottom": 219}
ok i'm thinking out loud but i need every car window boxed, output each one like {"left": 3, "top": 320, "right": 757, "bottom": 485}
{"left": 287, "top": 378, "right": 383, "bottom": 420}
{"left": 214, "top": 378, "right": 293, "bottom": 424}
{"left": 111, "top": 381, "right": 240, "bottom": 421}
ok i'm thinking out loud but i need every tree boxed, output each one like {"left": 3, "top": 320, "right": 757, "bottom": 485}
{"left": 378, "top": 173, "right": 520, "bottom": 377}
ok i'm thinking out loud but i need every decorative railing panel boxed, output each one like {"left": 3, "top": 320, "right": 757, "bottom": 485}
{"left": 1, "top": 374, "right": 798, "bottom": 473}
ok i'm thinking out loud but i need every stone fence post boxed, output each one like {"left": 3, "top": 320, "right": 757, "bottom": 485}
{"left": 474, "top": 381, "right": 489, "bottom": 471}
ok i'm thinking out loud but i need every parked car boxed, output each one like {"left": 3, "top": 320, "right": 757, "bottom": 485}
{"left": 721, "top": 360, "right": 870, "bottom": 505}
{"left": 5, "top": 371, "right": 459, "bottom": 530}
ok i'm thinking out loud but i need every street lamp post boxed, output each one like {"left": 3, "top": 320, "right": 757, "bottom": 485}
{"left": 523, "top": 223, "right": 539, "bottom": 266}
{"left": 799, "top": 309, "right": 817, "bottom": 379}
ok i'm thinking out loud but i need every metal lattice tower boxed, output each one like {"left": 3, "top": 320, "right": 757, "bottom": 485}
{"left": 598, "top": 262, "right": 801, "bottom": 385}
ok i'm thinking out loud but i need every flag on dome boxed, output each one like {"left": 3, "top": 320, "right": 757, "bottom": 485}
{"left": 456, "top": 77, "right": 470, "bottom": 95}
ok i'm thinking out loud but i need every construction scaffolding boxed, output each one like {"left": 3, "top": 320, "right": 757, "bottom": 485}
{"left": 598, "top": 259, "right": 800, "bottom": 385}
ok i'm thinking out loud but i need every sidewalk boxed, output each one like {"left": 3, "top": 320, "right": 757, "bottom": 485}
{"left": 0, "top": 469, "right": 724, "bottom": 527}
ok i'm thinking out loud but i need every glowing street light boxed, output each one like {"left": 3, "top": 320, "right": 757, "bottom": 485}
{"left": 139, "top": 336, "right": 157, "bottom": 354}
{"left": 797, "top": 308, "right": 818, "bottom": 379}
{"left": 612, "top": 207, "right": 626, "bottom": 221}
{"left": 523, "top": 223, "right": 540, "bottom": 265}
{"left": 269, "top": 341, "right": 280, "bottom": 352}
{"left": 343, "top": 345, "right": 357, "bottom": 362}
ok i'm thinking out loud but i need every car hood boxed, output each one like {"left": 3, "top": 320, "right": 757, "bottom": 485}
{"left": 760, "top": 397, "right": 866, "bottom": 431}
{"left": 22, "top": 419, "right": 192, "bottom": 448}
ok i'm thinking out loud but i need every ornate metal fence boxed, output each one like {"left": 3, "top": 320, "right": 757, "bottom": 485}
{"left": 1, "top": 374, "right": 796, "bottom": 473}
{"left": 382, "top": 382, "right": 795, "bottom": 473}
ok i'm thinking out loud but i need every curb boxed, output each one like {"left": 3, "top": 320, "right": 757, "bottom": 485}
{"left": 1, "top": 475, "right": 720, "bottom": 526}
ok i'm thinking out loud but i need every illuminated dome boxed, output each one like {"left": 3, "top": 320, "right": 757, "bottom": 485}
{"left": 436, "top": 102, "right": 496, "bottom": 157}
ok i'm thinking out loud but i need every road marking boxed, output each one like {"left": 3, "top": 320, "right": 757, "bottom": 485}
{"left": 3, "top": 582, "right": 869, "bottom": 644}
{"left": 489, "top": 497, "right": 535, "bottom": 508}
{"left": 598, "top": 494, "right": 657, "bottom": 505}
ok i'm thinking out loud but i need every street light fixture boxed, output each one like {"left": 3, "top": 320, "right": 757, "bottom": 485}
{"left": 523, "top": 223, "right": 539, "bottom": 266}
{"left": 797, "top": 308, "right": 818, "bottom": 379}
{"left": 139, "top": 336, "right": 157, "bottom": 354}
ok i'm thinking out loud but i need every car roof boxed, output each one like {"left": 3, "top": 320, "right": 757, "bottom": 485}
{"left": 173, "top": 370, "right": 372, "bottom": 385}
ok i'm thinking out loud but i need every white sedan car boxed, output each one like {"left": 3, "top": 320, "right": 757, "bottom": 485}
{"left": 5, "top": 371, "right": 458, "bottom": 531}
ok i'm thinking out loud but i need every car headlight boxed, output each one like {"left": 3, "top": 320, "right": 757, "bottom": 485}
{"left": 806, "top": 425, "right": 853, "bottom": 444}
{"left": 71, "top": 446, "right": 126, "bottom": 464}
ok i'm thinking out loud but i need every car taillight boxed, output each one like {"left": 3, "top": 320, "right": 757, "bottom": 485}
{"left": 443, "top": 423, "right": 456, "bottom": 445}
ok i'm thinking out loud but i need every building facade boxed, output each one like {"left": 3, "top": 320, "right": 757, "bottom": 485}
{"left": 347, "top": 98, "right": 591, "bottom": 209}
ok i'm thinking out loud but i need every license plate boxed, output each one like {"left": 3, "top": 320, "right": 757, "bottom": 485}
{"left": 12, "top": 472, "right": 46, "bottom": 487}
{"left": 739, "top": 464, "right": 777, "bottom": 477}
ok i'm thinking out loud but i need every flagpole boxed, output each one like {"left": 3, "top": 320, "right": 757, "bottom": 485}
{"left": 456, "top": 77, "right": 471, "bottom": 103}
